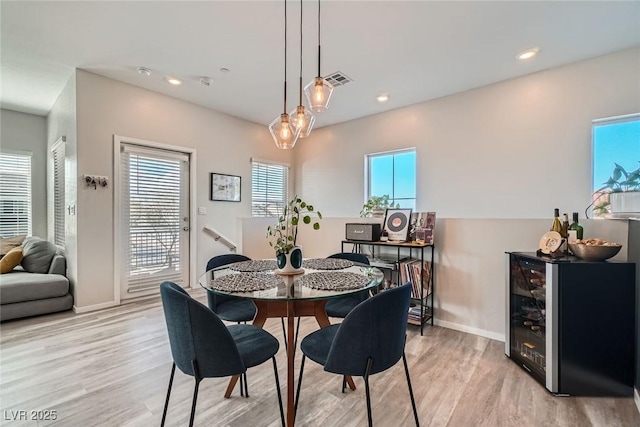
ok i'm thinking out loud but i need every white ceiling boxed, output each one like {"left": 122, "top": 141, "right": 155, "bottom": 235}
{"left": 2, "top": 1, "right": 640, "bottom": 128}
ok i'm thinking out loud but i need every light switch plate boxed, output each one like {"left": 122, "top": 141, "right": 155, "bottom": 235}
{"left": 198, "top": 207, "right": 207, "bottom": 215}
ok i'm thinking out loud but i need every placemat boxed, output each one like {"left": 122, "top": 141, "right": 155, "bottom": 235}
{"left": 300, "top": 272, "right": 370, "bottom": 291}
{"left": 229, "top": 260, "right": 277, "bottom": 272}
{"left": 210, "top": 273, "right": 281, "bottom": 292}
{"left": 302, "top": 258, "right": 354, "bottom": 270}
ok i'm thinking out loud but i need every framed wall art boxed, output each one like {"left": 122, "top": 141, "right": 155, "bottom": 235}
{"left": 210, "top": 173, "right": 241, "bottom": 202}
{"left": 383, "top": 208, "right": 412, "bottom": 241}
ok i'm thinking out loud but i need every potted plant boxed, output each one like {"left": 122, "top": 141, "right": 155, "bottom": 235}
{"left": 594, "top": 162, "right": 640, "bottom": 215}
{"left": 360, "top": 194, "right": 399, "bottom": 218}
{"left": 266, "top": 196, "right": 322, "bottom": 273}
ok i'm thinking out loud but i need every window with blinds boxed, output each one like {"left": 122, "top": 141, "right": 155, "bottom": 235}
{"left": 0, "top": 152, "right": 32, "bottom": 238}
{"left": 251, "top": 160, "right": 289, "bottom": 217}
{"left": 120, "top": 144, "right": 188, "bottom": 294}
{"left": 52, "top": 140, "right": 65, "bottom": 246}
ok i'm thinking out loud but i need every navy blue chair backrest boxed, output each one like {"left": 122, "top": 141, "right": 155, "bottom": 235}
{"left": 206, "top": 254, "right": 252, "bottom": 307}
{"left": 328, "top": 252, "right": 370, "bottom": 265}
{"left": 160, "top": 281, "right": 245, "bottom": 378}
{"left": 324, "top": 283, "right": 411, "bottom": 376}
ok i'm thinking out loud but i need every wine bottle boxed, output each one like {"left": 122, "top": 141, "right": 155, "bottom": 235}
{"left": 561, "top": 213, "right": 569, "bottom": 239}
{"left": 550, "top": 208, "right": 562, "bottom": 234}
{"left": 568, "top": 212, "right": 583, "bottom": 242}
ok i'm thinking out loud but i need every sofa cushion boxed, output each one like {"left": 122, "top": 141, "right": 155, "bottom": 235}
{"left": 21, "top": 237, "right": 57, "bottom": 274}
{"left": 0, "top": 271, "right": 70, "bottom": 304}
{"left": 0, "top": 247, "right": 23, "bottom": 274}
{"left": 0, "top": 235, "right": 26, "bottom": 256}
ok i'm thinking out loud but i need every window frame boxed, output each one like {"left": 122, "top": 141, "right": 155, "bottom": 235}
{"left": 365, "top": 148, "right": 416, "bottom": 209}
{"left": 251, "top": 158, "right": 290, "bottom": 218}
{"left": 0, "top": 150, "right": 33, "bottom": 238}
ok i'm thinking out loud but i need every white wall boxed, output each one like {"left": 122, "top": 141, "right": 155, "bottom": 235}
{"left": 294, "top": 47, "right": 640, "bottom": 218}
{"left": 288, "top": 47, "right": 640, "bottom": 338}
{"left": 73, "top": 70, "right": 292, "bottom": 309}
{"left": 0, "top": 109, "right": 47, "bottom": 238}
{"left": 46, "top": 72, "right": 78, "bottom": 302}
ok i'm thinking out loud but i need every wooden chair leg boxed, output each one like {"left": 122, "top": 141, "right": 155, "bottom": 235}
{"left": 272, "top": 357, "right": 285, "bottom": 427}
{"left": 364, "top": 357, "right": 373, "bottom": 427}
{"left": 294, "top": 355, "right": 306, "bottom": 418}
{"left": 403, "top": 352, "right": 420, "bottom": 427}
{"left": 161, "top": 362, "right": 176, "bottom": 427}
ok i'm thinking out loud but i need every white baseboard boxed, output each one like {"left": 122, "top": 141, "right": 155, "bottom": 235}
{"left": 634, "top": 388, "right": 639, "bottom": 415}
{"left": 435, "top": 318, "right": 505, "bottom": 342}
{"left": 73, "top": 301, "right": 118, "bottom": 314}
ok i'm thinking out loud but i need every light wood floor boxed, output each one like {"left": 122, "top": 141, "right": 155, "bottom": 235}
{"left": 1, "top": 289, "right": 638, "bottom": 427}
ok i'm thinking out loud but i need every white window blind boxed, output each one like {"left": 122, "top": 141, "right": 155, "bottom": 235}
{"left": 251, "top": 160, "right": 289, "bottom": 217}
{"left": 0, "top": 152, "right": 32, "bottom": 238}
{"left": 52, "top": 141, "right": 65, "bottom": 246}
{"left": 121, "top": 144, "right": 187, "bottom": 293}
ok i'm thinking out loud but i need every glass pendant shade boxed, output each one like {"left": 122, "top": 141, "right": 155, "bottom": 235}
{"left": 269, "top": 113, "right": 300, "bottom": 149}
{"left": 304, "top": 77, "right": 334, "bottom": 113}
{"left": 289, "top": 105, "right": 316, "bottom": 138}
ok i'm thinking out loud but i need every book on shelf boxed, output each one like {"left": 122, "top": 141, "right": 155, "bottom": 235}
{"left": 407, "top": 306, "right": 431, "bottom": 325}
{"left": 398, "top": 258, "right": 432, "bottom": 299}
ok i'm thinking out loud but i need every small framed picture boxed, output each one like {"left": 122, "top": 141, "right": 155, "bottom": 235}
{"left": 210, "top": 173, "right": 241, "bottom": 202}
{"left": 383, "top": 208, "right": 412, "bottom": 241}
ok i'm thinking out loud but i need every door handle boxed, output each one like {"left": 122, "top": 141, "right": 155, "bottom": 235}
{"left": 183, "top": 227, "right": 190, "bottom": 231}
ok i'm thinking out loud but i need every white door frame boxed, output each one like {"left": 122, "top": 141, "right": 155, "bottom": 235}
{"left": 113, "top": 135, "right": 197, "bottom": 305}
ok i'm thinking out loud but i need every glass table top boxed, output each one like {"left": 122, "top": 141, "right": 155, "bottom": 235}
{"left": 198, "top": 261, "right": 384, "bottom": 302}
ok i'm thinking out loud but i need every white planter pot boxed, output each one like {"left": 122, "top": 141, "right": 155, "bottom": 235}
{"left": 610, "top": 192, "right": 640, "bottom": 213}
{"left": 276, "top": 246, "right": 303, "bottom": 274}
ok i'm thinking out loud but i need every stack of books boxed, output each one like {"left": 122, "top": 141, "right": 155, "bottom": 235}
{"left": 408, "top": 306, "right": 430, "bottom": 325}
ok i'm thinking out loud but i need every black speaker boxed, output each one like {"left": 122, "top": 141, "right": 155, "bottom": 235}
{"left": 345, "top": 223, "right": 381, "bottom": 242}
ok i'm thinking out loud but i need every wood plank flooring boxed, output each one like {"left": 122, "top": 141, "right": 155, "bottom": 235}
{"left": 1, "top": 289, "right": 638, "bottom": 427}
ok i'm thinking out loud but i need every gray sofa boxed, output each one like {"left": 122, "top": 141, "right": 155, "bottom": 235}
{"left": 0, "top": 237, "right": 73, "bottom": 321}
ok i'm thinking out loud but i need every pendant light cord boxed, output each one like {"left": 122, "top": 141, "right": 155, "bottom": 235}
{"left": 317, "top": 0, "right": 321, "bottom": 78}
{"left": 299, "top": 0, "right": 303, "bottom": 105}
{"left": 283, "top": 0, "right": 288, "bottom": 114}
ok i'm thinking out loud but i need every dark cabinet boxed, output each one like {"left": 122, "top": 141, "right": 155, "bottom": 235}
{"left": 506, "top": 252, "right": 635, "bottom": 396}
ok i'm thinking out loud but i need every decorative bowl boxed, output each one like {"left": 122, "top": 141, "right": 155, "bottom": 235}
{"left": 568, "top": 243, "right": 622, "bottom": 261}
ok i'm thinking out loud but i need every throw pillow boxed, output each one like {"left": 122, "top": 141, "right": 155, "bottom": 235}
{"left": 0, "top": 247, "right": 23, "bottom": 274}
{"left": 0, "top": 235, "right": 26, "bottom": 256}
{"left": 21, "top": 237, "right": 57, "bottom": 274}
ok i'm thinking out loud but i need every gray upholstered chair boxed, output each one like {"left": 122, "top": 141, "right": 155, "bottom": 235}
{"left": 160, "top": 281, "right": 284, "bottom": 427}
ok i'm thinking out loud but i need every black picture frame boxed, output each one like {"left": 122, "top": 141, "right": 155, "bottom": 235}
{"left": 383, "top": 208, "right": 412, "bottom": 241}
{"left": 210, "top": 173, "right": 241, "bottom": 202}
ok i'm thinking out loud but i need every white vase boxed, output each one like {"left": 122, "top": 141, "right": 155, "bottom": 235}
{"left": 276, "top": 246, "right": 303, "bottom": 274}
{"left": 610, "top": 191, "right": 640, "bottom": 213}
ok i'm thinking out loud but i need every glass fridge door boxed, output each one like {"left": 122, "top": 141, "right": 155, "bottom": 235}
{"left": 509, "top": 254, "right": 547, "bottom": 383}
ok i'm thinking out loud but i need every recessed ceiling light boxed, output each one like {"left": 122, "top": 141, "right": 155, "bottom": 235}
{"left": 220, "top": 68, "right": 230, "bottom": 73}
{"left": 517, "top": 48, "right": 539, "bottom": 60}
{"left": 137, "top": 67, "right": 151, "bottom": 76}
{"left": 166, "top": 77, "right": 183, "bottom": 86}
{"left": 376, "top": 93, "right": 389, "bottom": 103}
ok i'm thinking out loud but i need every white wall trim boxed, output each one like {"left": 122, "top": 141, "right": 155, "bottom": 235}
{"left": 435, "top": 318, "right": 505, "bottom": 342}
{"left": 112, "top": 134, "right": 197, "bottom": 305}
{"left": 634, "top": 388, "right": 640, "bottom": 415}
{"left": 73, "top": 301, "right": 118, "bottom": 314}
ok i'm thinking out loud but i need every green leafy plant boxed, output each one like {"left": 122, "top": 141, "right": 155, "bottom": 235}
{"left": 266, "top": 196, "right": 322, "bottom": 255}
{"left": 590, "top": 161, "right": 640, "bottom": 216}
{"left": 360, "top": 194, "right": 399, "bottom": 217}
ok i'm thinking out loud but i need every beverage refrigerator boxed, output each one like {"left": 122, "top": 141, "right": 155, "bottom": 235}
{"left": 505, "top": 252, "right": 635, "bottom": 396}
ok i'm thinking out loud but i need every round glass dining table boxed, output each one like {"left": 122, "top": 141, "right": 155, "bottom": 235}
{"left": 199, "top": 260, "right": 384, "bottom": 427}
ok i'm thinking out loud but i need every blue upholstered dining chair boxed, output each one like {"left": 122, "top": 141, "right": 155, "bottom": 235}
{"left": 160, "top": 281, "right": 285, "bottom": 427}
{"left": 324, "top": 252, "right": 371, "bottom": 318}
{"left": 295, "top": 283, "right": 419, "bottom": 427}
{"left": 206, "top": 254, "right": 257, "bottom": 322}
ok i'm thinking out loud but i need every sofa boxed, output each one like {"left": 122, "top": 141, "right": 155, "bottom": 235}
{"left": 0, "top": 236, "right": 73, "bottom": 321}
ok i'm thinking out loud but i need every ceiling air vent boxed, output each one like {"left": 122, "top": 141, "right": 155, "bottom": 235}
{"left": 324, "top": 71, "right": 352, "bottom": 87}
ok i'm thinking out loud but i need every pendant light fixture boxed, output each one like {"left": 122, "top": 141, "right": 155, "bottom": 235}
{"left": 269, "top": 0, "right": 300, "bottom": 149}
{"left": 289, "top": 0, "right": 315, "bottom": 138}
{"left": 304, "top": 0, "right": 334, "bottom": 113}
